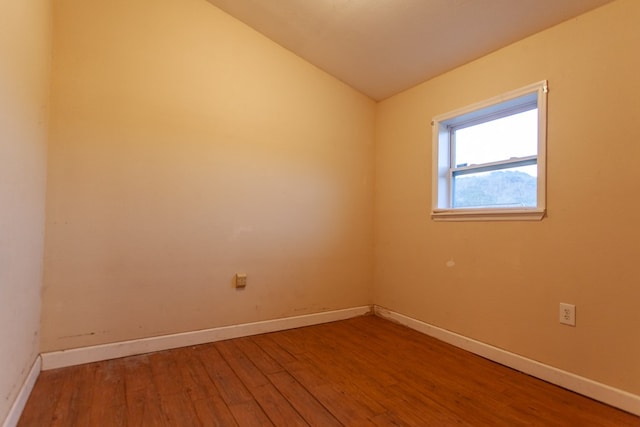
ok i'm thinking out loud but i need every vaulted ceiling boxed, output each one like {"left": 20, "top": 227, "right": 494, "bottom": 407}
{"left": 206, "top": 0, "right": 614, "bottom": 100}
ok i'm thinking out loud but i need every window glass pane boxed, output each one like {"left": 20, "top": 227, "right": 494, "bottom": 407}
{"left": 454, "top": 109, "right": 537, "bottom": 167}
{"left": 452, "top": 165, "right": 537, "bottom": 208}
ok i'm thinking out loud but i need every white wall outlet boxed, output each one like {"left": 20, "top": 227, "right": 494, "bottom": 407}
{"left": 559, "top": 303, "right": 576, "bottom": 326}
{"left": 235, "top": 273, "right": 247, "bottom": 289}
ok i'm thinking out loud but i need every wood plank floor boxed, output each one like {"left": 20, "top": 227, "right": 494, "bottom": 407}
{"left": 19, "top": 315, "right": 640, "bottom": 426}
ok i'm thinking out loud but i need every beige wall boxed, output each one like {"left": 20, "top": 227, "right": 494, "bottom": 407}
{"left": 374, "top": 0, "right": 640, "bottom": 395}
{"left": 41, "top": 0, "right": 375, "bottom": 351}
{"left": 0, "top": 0, "right": 50, "bottom": 420}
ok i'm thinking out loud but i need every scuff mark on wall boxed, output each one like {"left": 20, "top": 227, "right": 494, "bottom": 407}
{"left": 229, "top": 226, "right": 254, "bottom": 241}
{"left": 58, "top": 332, "right": 96, "bottom": 339}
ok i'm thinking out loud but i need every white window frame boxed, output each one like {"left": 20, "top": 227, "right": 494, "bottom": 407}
{"left": 431, "top": 81, "right": 548, "bottom": 221}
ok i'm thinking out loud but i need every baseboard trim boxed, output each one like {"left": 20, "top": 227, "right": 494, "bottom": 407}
{"left": 41, "top": 306, "right": 372, "bottom": 370}
{"left": 2, "top": 356, "right": 41, "bottom": 427}
{"left": 374, "top": 306, "right": 640, "bottom": 417}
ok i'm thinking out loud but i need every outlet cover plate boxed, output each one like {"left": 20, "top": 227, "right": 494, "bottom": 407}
{"left": 235, "top": 273, "right": 247, "bottom": 289}
{"left": 559, "top": 303, "right": 576, "bottom": 326}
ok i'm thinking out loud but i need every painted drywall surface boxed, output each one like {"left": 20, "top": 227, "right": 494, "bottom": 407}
{"left": 42, "top": 0, "right": 375, "bottom": 351}
{"left": 374, "top": 0, "right": 640, "bottom": 395}
{"left": 0, "top": 0, "right": 50, "bottom": 420}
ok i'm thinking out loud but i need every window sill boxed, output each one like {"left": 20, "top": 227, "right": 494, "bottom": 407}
{"left": 431, "top": 208, "right": 546, "bottom": 222}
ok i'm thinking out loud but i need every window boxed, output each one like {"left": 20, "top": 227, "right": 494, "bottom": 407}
{"left": 431, "top": 81, "right": 548, "bottom": 221}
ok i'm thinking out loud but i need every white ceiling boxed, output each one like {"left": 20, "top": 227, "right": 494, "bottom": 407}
{"left": 206, "top": 0, "right": 614, "bottom": 101}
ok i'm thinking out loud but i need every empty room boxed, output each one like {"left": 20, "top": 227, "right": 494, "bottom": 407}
{"left": 2, "top": 0, "right": 639, "bottom": 425}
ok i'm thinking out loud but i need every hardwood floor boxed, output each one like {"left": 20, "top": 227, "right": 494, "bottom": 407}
{"left": 19, "top": 315, "right": 640, "bottom": 426}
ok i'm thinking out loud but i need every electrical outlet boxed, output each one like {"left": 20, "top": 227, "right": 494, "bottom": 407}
{"left": 559, "top": 303, "right": 576, "bottom": 326}
{"left": 235, "top": 273, "right": 247, "bottom": 289}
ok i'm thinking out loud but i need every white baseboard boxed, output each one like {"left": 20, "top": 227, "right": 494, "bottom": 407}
{"left": 374, "top": 306, "right": 640, "bottom": 417}
{"left": 2, "top": 356, "right": 41, "bottom": 427}
{"left": 41, "top": 306, "right": 372, "bottom": 370}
